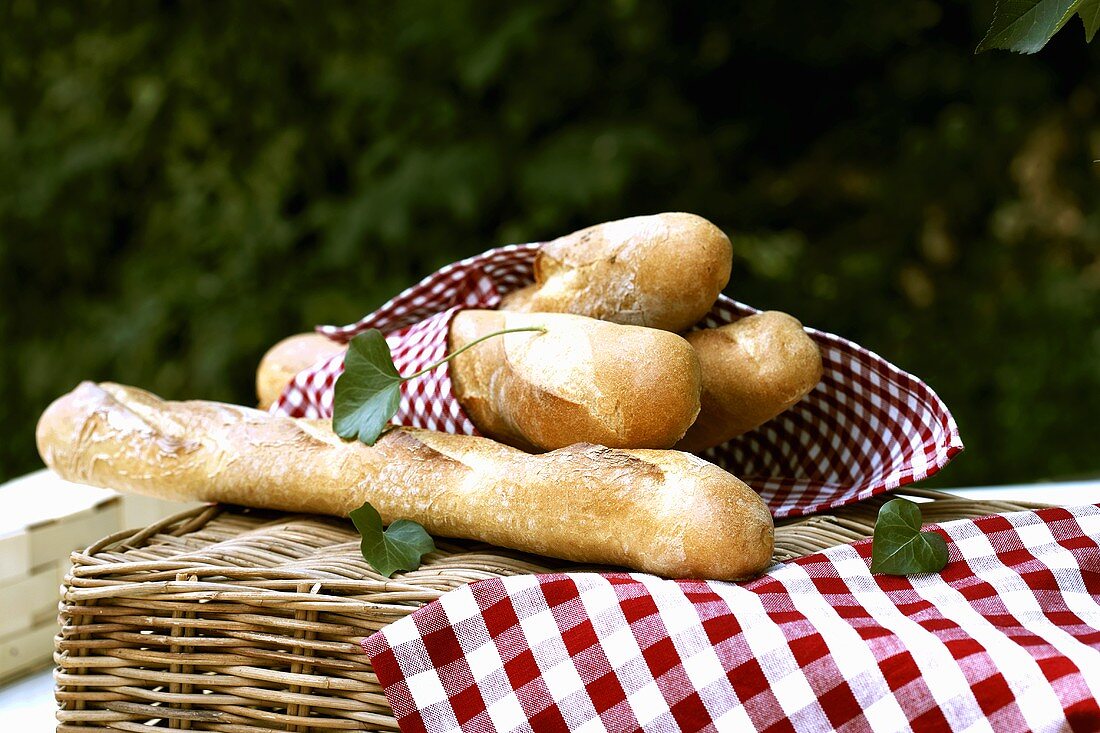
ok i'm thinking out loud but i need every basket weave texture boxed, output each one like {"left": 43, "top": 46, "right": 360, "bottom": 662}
{"left": 55, "top": 491, "right": 1044, "bottom": 731}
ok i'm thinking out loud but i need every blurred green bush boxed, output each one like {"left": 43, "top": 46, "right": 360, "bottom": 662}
{"left": 2, "top": 0, "right": 1098, "bottom": 487}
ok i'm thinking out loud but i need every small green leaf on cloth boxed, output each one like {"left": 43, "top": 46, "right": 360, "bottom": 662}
{"left": 870, "top": 498, "right": 949, "bottom": 575}
{"left": 332, "top": 330, "right": 404, "bottom": 446}
{"left": 349, "top": 501, "right": 436, "bottom": 578}
{"left": 976, "top": 0, "right": 1080, "bottom": 54}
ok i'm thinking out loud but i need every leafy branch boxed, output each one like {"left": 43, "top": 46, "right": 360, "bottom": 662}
{"left": 332, "top": 326, "right": 546, "bottom": 446}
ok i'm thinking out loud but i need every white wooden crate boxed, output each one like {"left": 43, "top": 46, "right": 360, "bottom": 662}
{"left": 0, "top": 470, "right": 197, "bottom": 683}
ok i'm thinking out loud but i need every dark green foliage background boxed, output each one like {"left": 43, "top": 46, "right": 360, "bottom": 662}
{"left": 2, "top": 1, "right": 1098, "bottom": 487}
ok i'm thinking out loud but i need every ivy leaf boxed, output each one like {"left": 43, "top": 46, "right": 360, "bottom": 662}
{"left": 1078, "top": 0, "right": 1100, "bottom": 40}
{"left": 870, "top": 498, "right": 949, "bottom": 575}
{"left": 332, "top": 330, "right": 403, "bottom": 445}
{"left": 349, "top": 501, "right": 436, "bottom": 578}
{"left": 332, "top": 324, "right": 546, "bottom": 447}
{"left": 976, "top": 0, "right": 1080, "bottom": 54}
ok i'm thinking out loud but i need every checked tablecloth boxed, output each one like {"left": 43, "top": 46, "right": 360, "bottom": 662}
{"left": 364, "top": 506, "right": 1100, "bottom": 733}
{"left": 269, "top": 243, "right": 1100, "bottom": 730}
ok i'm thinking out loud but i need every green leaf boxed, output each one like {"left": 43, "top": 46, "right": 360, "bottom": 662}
{"left": 870, "top": 498, "right": 950, "bottom": 575}
{"left": 976, "top": 0, "right": 1081, "bottom": 54}
{"left": 1078, "top": 0, "right": 1100, "bottom": 40}
{"left": 349, "top": 501, "right": 436, "bottom": 578}
{"left": 332, "top": 330, "right": 404, "bottom": 446}
{"left": 332, "top": 325, "right": 546, "bottom": 446}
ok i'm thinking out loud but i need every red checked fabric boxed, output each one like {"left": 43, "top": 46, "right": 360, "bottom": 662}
{"left": 272, "top": 243, "right": 963, "bottom": 519}
{"left": 363, "top": 505, "right": 1100, "bottom": 733}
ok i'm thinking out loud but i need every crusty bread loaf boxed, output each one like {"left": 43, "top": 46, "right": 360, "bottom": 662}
{"left": 676, "top": 312, "right": 823, "bottom": 452}
{"left": 37, "top": 382, "right": 774, "bottom": 580}
{"left": 448, "top": 310, "right": 700, "bottom": 451}
{"left": 255, "top": 312, "right": 820, "bottom": 455}
{"left": 256, "top": 311, "right": 702, "bottom": 451}
{"left": 256, "top": 333, "right": 345, "bottom": 409}
{"left": 501, "top": 213, "right": 732, "bottom": 332}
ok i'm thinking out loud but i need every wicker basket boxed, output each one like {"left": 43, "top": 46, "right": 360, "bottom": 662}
{"left": 54, "top": 490, "right": 1044, "bottom": 731}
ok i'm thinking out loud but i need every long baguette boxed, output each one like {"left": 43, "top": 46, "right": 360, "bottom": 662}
{"left": 256, "top": 310, "right": 702, "bottom": 452}
{"left": 37, "top": 382, "right": 774, "bottom": 580}
{"left": 501, "top": 213, "right": 732, "bottom": 332}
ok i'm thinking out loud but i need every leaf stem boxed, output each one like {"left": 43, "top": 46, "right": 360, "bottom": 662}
{"left": 402, "top": 326, "right": 547, "bottom": 380}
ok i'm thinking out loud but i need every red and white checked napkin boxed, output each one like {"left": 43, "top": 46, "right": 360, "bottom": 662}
{"left": 273, "top": 243, "right": 963, "bottom": 519}
{"left": 363, "top": 505, "right": 1100, "bottom": 733}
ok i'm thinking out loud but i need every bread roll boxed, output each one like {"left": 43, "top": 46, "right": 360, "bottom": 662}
{"left": 449, "top": 310, "right": 700, "bottom": 451}
{"left": 256, "top": 333, "right": 344, "bottom": 409}
{"left": 676, "top": 312, "right": 823, "bottom": 452}
{"left": 37, "top": 382, "right": 774, "bottom": 580}
{"left": 501, "top": 213, "right": 732, "bottom": 332}
{"left": 257, "top": 311, "right": 702, "bottom": 452}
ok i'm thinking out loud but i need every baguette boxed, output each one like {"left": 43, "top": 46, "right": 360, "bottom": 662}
{"left": 256, "top": 333, "right": 344, "bottom": 409}
{"left": 37, "top": 382, "right": 774, "bottom": 580}
{"left": 501, "top": 213, "right": 732, "bottom": 332}
{"left": 256, "top": 312, "right": 821, "bottom": 455}
{"left": 676, "top": 312, "right": 823, "bottom": 452}
{"left": 257, "top": 310, "right": 702, "bottom": 452}
{"left": 448, "top": 310, "right": 700, "bottom": 451}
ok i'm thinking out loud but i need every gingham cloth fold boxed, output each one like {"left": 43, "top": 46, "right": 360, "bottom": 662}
{"left": 273, "top": 244, "right": 963, "bottom": 518}
{"left": 363, "top": 505, "right": 1100, "bottom": 733}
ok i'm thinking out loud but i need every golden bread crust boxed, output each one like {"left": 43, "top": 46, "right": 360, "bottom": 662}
{"left": 37, "top": 381, "right": 773, "bottom": 580}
